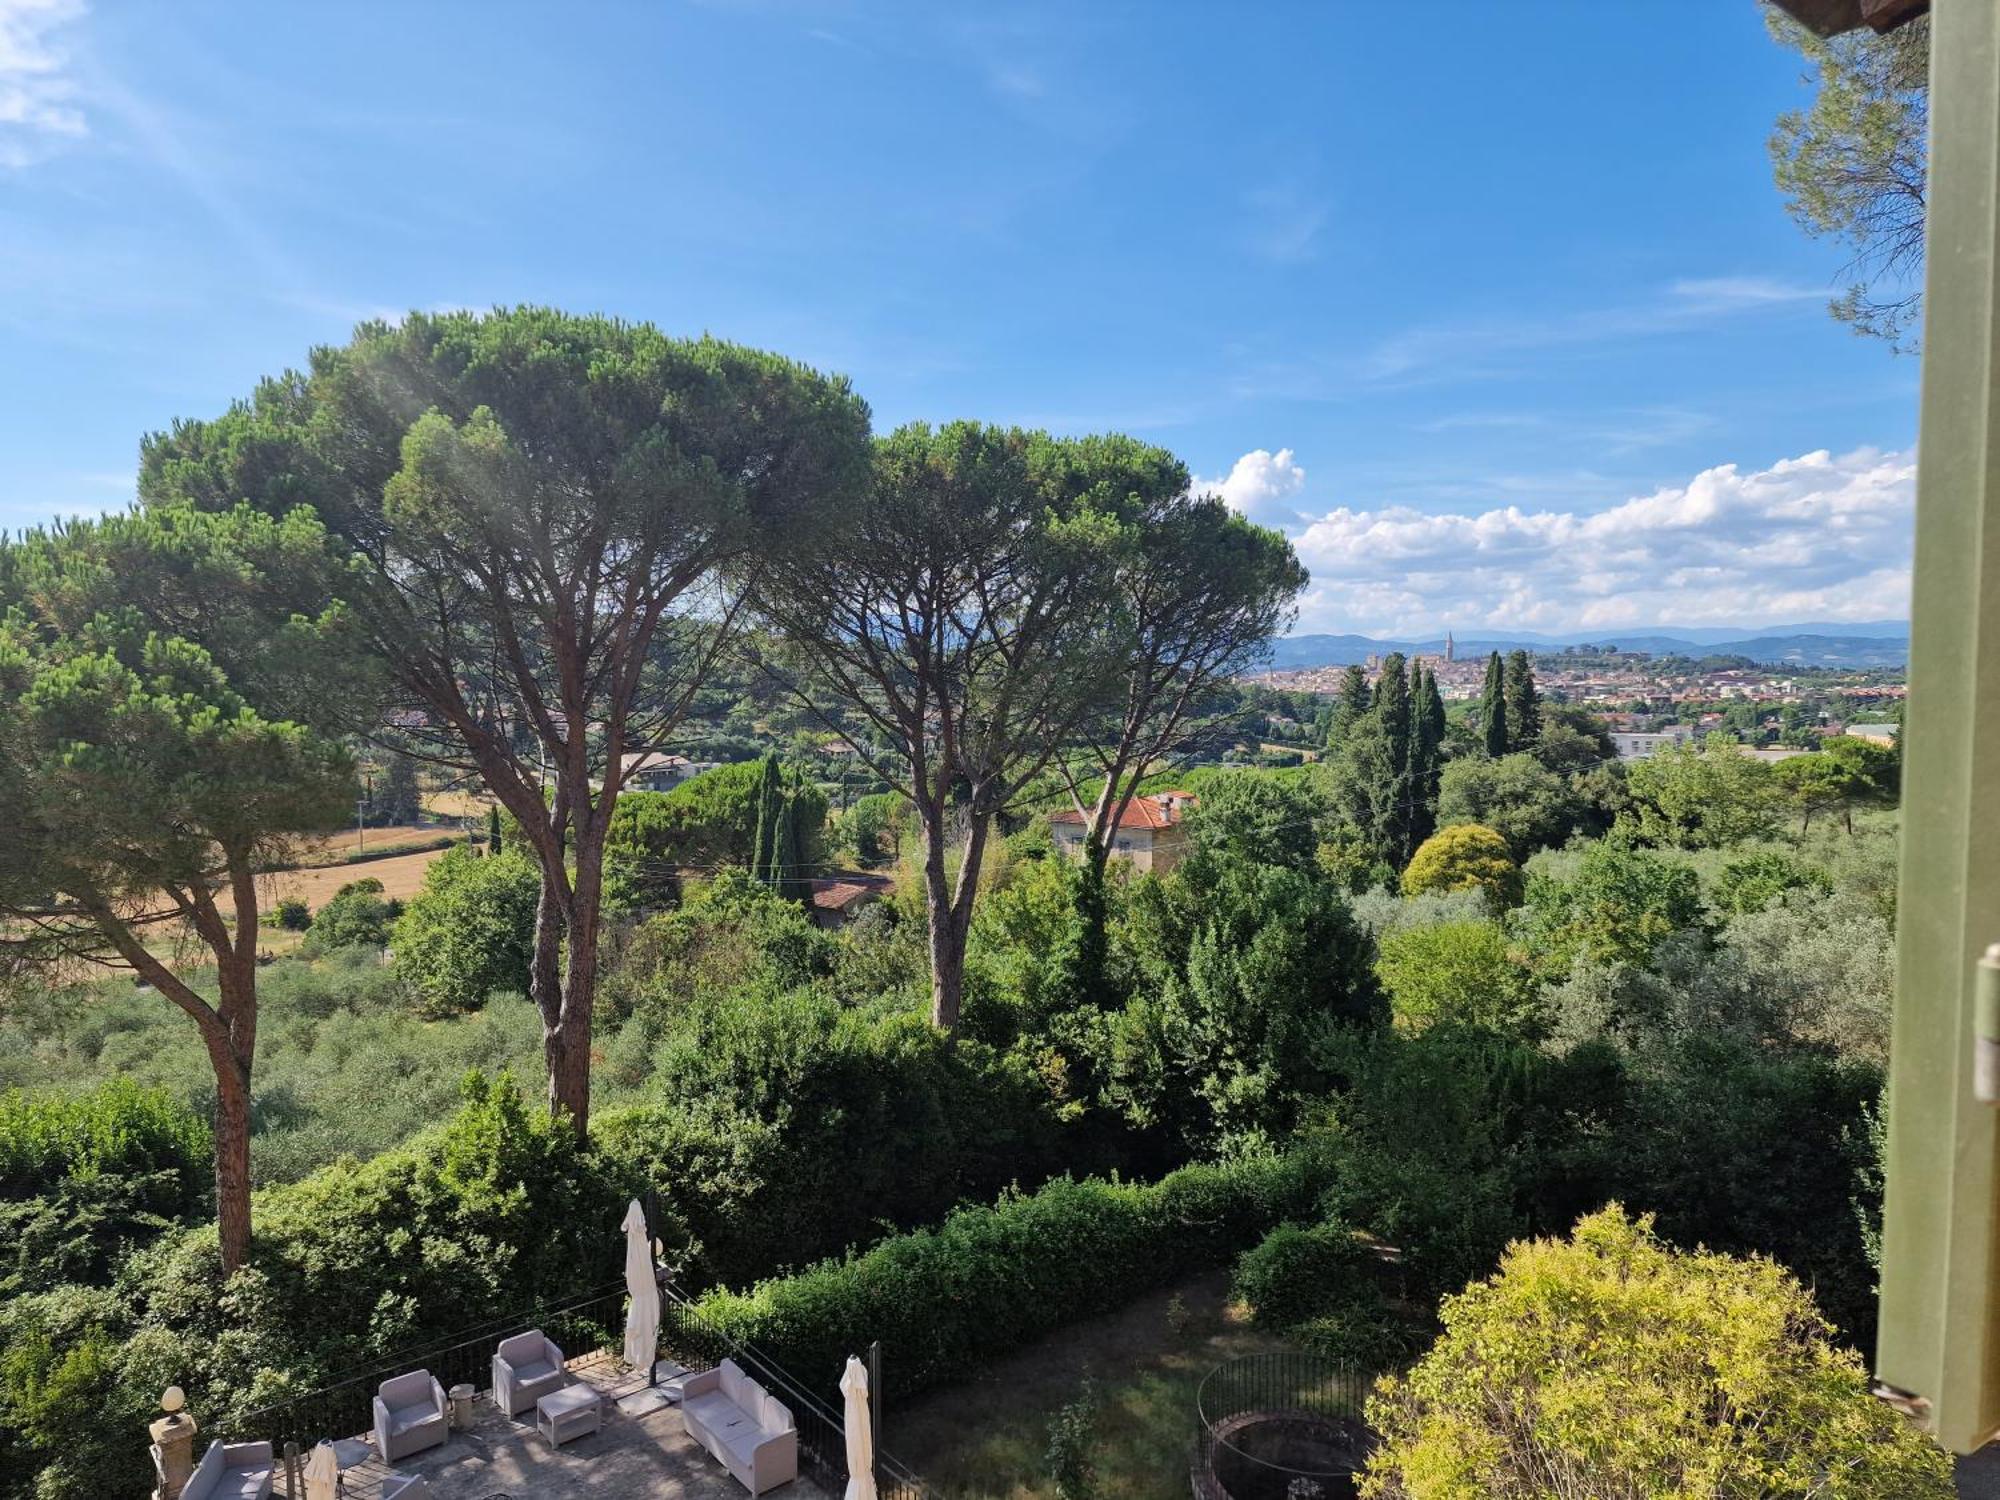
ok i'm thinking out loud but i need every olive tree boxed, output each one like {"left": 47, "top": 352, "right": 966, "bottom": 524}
{"left": 141, "top": 308, "right": 872, "bottom": 1128}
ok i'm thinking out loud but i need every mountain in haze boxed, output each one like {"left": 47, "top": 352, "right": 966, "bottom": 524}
{"left": 1266, "top": 622, "right": 1909, "bottom": 671}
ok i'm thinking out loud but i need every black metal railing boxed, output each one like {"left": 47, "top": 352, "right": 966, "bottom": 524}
{"left": 216, "top": 1277, "right": 933, "bottom": 1500}
{"left": 657, "top": 1282, "right": 932, "bottom": 1500}
{"left": 1193, "top": 1353, "right": 1376, "bottom": 1500}
{"left": 222, "top": 1281, "right": 628, "bottom": 1453}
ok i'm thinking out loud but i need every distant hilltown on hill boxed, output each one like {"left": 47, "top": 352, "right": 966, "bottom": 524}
{"left": 1266, "top": 620, "right": 1909, "bottom": 672}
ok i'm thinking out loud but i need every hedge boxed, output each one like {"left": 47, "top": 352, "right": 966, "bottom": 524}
{"left": 695, "top": 1147, "right": 1330, "bottom": 1395}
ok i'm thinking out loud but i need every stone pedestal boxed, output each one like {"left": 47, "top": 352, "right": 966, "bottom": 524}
{"left": 149, "top": 1410, "right": 197, "bottom": 1500}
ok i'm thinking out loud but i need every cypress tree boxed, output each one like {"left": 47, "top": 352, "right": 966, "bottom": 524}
{"left": 1408, "top": 664, "right": 1447, "bottom": 848}
{"left": 773, "top": 791, "right": 811, "bottom": 902}
{"left": 1375, "top": 654, "right": 1415, "bottom": 863}
{"left": 1503, "top": 649, "right": 1542, "bottom": 748}
{"left": 1330, "top": 664, "right": 1371, "bottom": 746}
{"left": 1481, "top": 651, "right": 1509, "bottom": 757}
{"left": 487, "top": 803, "right": 503, "bottom": 856}
{"left": 750, "top": 752, "right": 783, "bottom": 885}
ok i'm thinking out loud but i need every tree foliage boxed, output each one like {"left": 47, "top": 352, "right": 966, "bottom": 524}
{"left": 141, "top": 307, "right": 873, "bottom": 1129}
{"left": 393, "top": 848, "right": 540, "bottom": 1017}
{"left": 1620, "top": 738, "right": 1778, "bottom": 849}
{"left": 749, "top": 422, "right": 1145, "bottom": 1030}
{"left": 1402, "top": 824, "right": 1523, "bottom": 908}
{"left": 1361, "top": 1206, "right": 1950, "bottom": 1499}
{"left": 0, "top": 506, "right": 357, "bottom": 1271}
{"left": 1768, "top": 11, "right": 1930, "bottom": 350}
{"left": 1375, "top": 919, "right": 1534, "bottom": 1034}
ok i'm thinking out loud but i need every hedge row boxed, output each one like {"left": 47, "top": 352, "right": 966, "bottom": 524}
{"left": 695, "top": 1147, "right": 1329, "bottom": 1396}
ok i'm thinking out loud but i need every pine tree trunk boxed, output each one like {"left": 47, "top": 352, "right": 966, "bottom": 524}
{"left": 210, "top": 1047, "right": 254, "bottom": 1275}
{"left": 922, "top": 817, "right": 962, "bottom": 1030}
{"left": 544, "top": 840, "right": 603, "bottom": 1133}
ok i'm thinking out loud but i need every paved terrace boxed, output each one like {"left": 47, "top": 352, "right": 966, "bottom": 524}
{"left": 273, "top": 1353, "right": 835, "bottom": 1500}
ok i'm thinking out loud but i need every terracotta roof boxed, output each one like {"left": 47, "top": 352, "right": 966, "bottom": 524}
{"left": 807, "top": 872, "right": 893, "bottom": 912}
{"left": 1049, "top": 793, "right": 1196, "bottom": 831}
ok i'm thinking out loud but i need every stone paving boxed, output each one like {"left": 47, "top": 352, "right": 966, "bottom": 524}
{"left": 274, "top": 1354, "right": 834, "bottom": 1500}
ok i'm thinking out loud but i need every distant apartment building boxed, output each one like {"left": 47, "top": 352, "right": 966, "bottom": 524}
{"left": 618, "top": 751, "right": 716, "bottom": 793}
{"left": 1841, "top": 722, "right": 1900, "bottom": 745}
{"left": 1609, "top": 725, "right": 1697, "bottom": 760}
{"left": 1049, "top": 790, "right": 1197, "bottom": 873}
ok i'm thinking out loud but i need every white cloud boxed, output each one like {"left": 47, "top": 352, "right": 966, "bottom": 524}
{"left": 1280, "top": 445, "right": 1914, "bottom": 636}
{"left": 0, "top": 0, "right": 87, "bottom": 169}
{"left": 1193, "top": 447, "right": 1308, "bottom": 521}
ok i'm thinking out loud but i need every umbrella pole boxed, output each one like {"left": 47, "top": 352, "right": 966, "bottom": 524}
{"left": 867, "top": 1340, "right": 883, "bottom": 1483}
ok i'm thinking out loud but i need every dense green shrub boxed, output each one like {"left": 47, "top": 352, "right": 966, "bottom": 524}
{"left": 0, "top": 1081, "right": 211, "bottom": 1294}
{"left": 1360, "top": 1208, "right": 1952, "bottom": 1499}
{"left": 300, "top": 877, "right": 400, "bottom": 954}
{"left": 1710, "top": 851, "right": 1834, "bottom": 915}
{"left": 1516, "top": 842, "right": 1703, "bottom": 974}
{"left": 1232, "top": 1220, "right": 1372, "bottom": 1329}
{"left": 0, "top": 1285, "right": 158, "bottom": 1500}
{"left": 392, "top": 847, "right": 540, "bottom": 1016}
{"left": 127, "top": 1073, "right": 628, "bottom": 1418}
{"left": 697, "top": 1149, "right": 1332, "bottom": 1397}
{"left": 1374, "top": 919, "right": 1535, "bottom": 1033}
{"left": 597, "top": 982, "right": 1071, "bottom": 1285}
{"left": 1400, "top": 824, "right": 1522, "bottom": 907}
{"left": 1318, "top": 1028, "right": 1624, "bottom": 1302}
{"left": 1116, "top": 852, "right": 1380, "bottom": 1149}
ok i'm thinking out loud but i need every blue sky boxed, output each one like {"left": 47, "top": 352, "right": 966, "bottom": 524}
{"left": 0, "top": 0, "right": 1921, "bottom": 635}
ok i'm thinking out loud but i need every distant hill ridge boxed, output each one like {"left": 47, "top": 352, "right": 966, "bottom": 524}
{"left": 1267, "top": 621, "right": 1909, "bottom": 671}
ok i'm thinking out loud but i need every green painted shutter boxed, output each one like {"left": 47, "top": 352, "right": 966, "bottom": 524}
{"left": 1876, "top": 0, "right": 2000, "bottom": 1454}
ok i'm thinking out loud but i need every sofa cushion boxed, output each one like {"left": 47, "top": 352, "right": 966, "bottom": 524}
{"left": 717, "top": 1358, "right": 749, "bottom": 1407}
{"left": 761, "top": 1392, "right": 793, "bottom": 1434}
{"left": 389, "top": 1402, "right": 440, "bottom": 1437}
{"left": 380, "top": 1373, "right": 432, "bottom": 1409}
{"left": 719, "top": 1423, "right": 768, "bottom": 1467}
{"left": 498, "top": 1331, "right": 545, "bottom": 1365}
{"left": 186, "top": 1444, "right": 223, "bottom": 1500}
{"left": 219, "top": 1471, "right": 268, "bottom": 1500}
{"left": 510, "top": 1358, "right": 559, "bottom": 1385}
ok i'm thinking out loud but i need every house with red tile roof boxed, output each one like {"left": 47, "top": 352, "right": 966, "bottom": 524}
{"left": 1048, "top": 790, "right": 1197, "bottom": 874}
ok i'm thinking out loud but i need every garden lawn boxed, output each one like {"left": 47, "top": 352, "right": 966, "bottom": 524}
{"left": 891, "top": 1269, "right": 1298, "bottom": 1500}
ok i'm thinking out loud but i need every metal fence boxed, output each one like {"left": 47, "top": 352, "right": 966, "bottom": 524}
{"left": 218, "top": 1278, "right": 932, "bottom": 1500}
{"left": 657, "top": 1283, "right": 932, "bottom": 1500}
{"left": 222, "top": 1282, "right": 629, "bottom": 1453}
{"left": 1193, "top": 1353, "right": 1375, "bottom": 1500}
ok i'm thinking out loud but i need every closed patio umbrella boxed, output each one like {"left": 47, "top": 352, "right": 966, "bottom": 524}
{"left": 842, "top": 1355, "right": 878, "bottom": 1500}
{"left": 621, "top": 1198, "right": 660, "bottom": 1376}
{"left": 301, "top": 1441, "right": 340, "bottom": 1500}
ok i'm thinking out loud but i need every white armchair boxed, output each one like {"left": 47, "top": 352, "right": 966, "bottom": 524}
{"left": 181, "top": 1439, "right": 274, "bottom": 1500}
{"left": 373, "top": 1369, "right": 449, "bottom": 1463}
{"left": 492, "top": 1327, "right": 567, "bottom": 1417}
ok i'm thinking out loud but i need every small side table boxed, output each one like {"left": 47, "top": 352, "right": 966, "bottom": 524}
{"left": 536, "top": 1383, "right": 602, "bottom": 1447}
{"left": 328, "top": 1437, "right": 372, "bottom": 1498}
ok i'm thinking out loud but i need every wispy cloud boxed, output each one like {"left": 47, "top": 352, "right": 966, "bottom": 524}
{"left": 1240, "top": 183, "right": 1328, "bottom": 265}
{"left": 0, "top": 0, "right": 88, "bottom": 169}
{"left": 1225, "top": 276, "right": 1826, "bottom": 402}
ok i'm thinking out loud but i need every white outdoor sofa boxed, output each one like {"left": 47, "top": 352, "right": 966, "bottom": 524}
{"left": 181, "top": 1439, "right": 274, "bottom": 1500}
{"left": 493, "top": 1327, "right": 567, "bottom": 1416}
{"left": 373, "top": 1369, "right": 450, "bottom": 1463}
{"left": 681, "top": 1358, "right": 799, "bottom": 1494}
